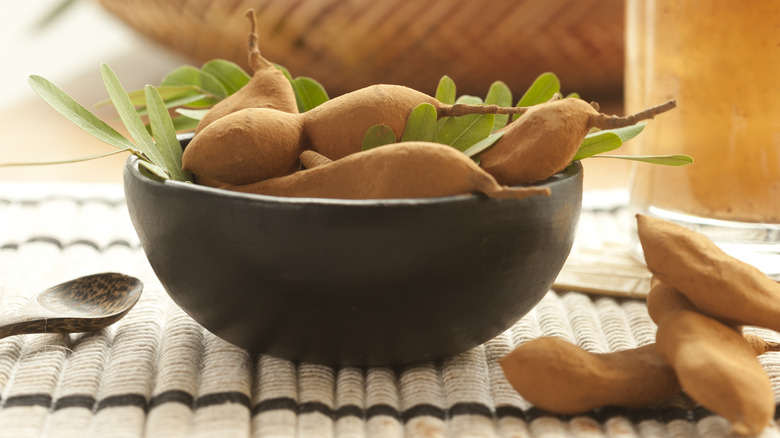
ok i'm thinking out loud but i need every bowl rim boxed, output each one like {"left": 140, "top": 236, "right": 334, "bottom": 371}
{"left": 124, "top": 150, "right": 583, "bottom": 208}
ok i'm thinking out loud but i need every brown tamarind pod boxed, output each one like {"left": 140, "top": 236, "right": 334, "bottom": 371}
{"left": 187, "top": 84, "right": 534, "bottom": 187}
{"left": 646, "top": 278, "right": 777, "bottom": 356}
{"left": 654, "top": 307, "right": 774, "bottom": 437}
{"left": 183, "top": 108, "right": 305, "bottom": 186}
{"left": 302, "top": 84, "right": 533, "bottom": 160}
{"left": 224, "top": 142, "right": 550, "bottom": 200}
{"left": 636, "top": 213, "right": 780, "bottom": 333}
{"left": 479, "top": 98, "right": 676, "bottom": 186}
{"left": 500, "top": 337, "right": 680, "bottom": 415}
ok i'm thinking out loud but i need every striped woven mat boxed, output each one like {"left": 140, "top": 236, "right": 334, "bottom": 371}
{"left": 0, "top": 183, "right": 779, "bottom": 438}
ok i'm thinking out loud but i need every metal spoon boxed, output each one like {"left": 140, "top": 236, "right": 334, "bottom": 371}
{"left": 0, "top": 272, "right": 143, "bottom": 339}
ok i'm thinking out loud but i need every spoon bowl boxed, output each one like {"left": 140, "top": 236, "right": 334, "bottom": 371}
{"left": 0, "top": 273, "right": 143, "bottom": 339}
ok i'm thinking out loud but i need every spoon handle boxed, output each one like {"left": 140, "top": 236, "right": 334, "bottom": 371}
{"left": 0, "top": 315, "right": 50, "bottom": 339}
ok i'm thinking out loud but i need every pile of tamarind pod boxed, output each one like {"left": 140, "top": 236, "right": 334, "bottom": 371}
{"left": 501, "top": 214, "right": 780, "bottom": 437}
{"left": 180, "top": 10, "right": 676, "bottom": 200}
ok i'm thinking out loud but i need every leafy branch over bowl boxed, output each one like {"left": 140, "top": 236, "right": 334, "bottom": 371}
{"left": 7, "top": 9, "right": 690, "bottom": 194}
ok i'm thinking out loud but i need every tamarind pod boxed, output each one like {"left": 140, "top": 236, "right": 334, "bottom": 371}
{"left": 654, "top": 309, "right": 774, "bottom": 436}
{"left": 225, "top": 142, "right": 550, "bottom": 200}
{"left": 636, "top": 214, "right": 780, "bottom": 333}
{"left": 196, "top": 9, "right": 298, "bottom": 133}
{"left": 646, "top": 276, "right": 697, "bottom": 325}
{"left": 183, "top": 108, "right": 305, "bottom": 186}
{"left": 646, "top": 278, "right": 777, "bottom": 356}
{"left": 303, "top": 84, "right": 531, "bottom": 161}
{"left": 480, "top": 99, "right": 599, "bottom": 186}
{"left": 500, "top": 337, "right": 680, "bottom": 415}
{"left": 299, "top": 150, "right": 332, "bottom": 169}
{"left": 480, "top": 99, "right": 677, "bottom": 186}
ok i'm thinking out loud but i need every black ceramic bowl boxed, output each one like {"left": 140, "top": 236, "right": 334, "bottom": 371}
{"left": 123, "top": 137, "right": 583, "bottom": 366}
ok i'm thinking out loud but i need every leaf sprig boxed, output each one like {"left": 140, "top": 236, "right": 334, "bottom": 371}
{"left": 4, "top": 60, "right": 690, "bottom": 184}
{"left": 4, "top": 59, "right": 330, "bottom": 181}
{"left": 16, "top": 65, "right": 189, "bottom": 182}
{"left": 362, "top": 73, "right": 693, "bottom": 167}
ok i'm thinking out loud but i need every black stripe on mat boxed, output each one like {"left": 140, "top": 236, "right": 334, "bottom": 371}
{"left": 1, "top": 390, "right": 750, "bottom": 424}
{"left": 0, "top": 236, "right": 139, "bottom": 251}
{"left": 195, "top": 392, "right": 251, "bottom": 409}
{"left": 2, "top": 394, "right": 53, "bottom": 408}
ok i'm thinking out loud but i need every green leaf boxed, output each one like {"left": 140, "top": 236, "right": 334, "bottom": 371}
{"left": 145, "top": 85, "right": 190, "bottom": 181}
{"left": 0, "top": 148, "right": 128, "bottom": 167}
{"left": 136, "top": 94, "right": 211, "bottom": 117}
{"left": 484, "top": 81, "right": 512, "bottom": 131}
{"left": 201, "top": 59, "right": 251, "bottom": 95}
{"left": 27, "top": 75, "right": 138, "bottom": 152}
{"left": 362, "top": 124, "right": 397, "bottom": 150}
{"left": 134, "top": 91, "right": 211, "bottom": 117}
{"left": 587, "top": 123, "right": 647, "bottom": 143}
{"left": 456, "top": 95, "right": 482, "bottom": 105}
{"left": 98, "top": 85, "right": 204, "bottom": 108}
{"left": 274, "top": 63, "right": 294, "bottom": 82}
{"left": 175, "top": 108, "right": 209, "bottom": 121}
{"left": 293, "top": 77, "right": 329, "bottom": 112}
{"left": 592, "top": 154, "right": 694, "bottom": 166}
{"left": 401, "top": 103, "right": 437, "bottom": 142}
{"left": 161, "top": 65, "right": 227, "bottom": 105}
{"left": 514, "top": 72, "right": 560, "bottom": 120}
{"left": 101, "top": 63, "right": 166, "bottom": 168}
{"left": 171, "top": 115, "right": 201, "bottom": 132}
{"left": 517, "top": 73, "right": 560, "bottom": 106}
{"left": 138, "top": 160, "right": 170, "bottom": 181}
{"left": 462, "top": 131, "right": 504, "bottom": 158}
{"left": 434, "top": 112, "right": 495, "bottom": 152}
{"left": 573, "top": 132, "right": 623, "bottom": 161}
{"left": 435, "top": 76, "right": 457, "bottom": 104}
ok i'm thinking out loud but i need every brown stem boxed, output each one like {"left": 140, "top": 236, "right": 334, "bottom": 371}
{"left": 439, "top": 104, "right": 532, "bottom": 118}
{"left": 744, "top": 333, "right": 780, "bottom": 355}
{"left": 246, "top": 9, "right": 273, "bottom": 72}
{"left": 591, "top": 99, "right": 677, "bottom": 129}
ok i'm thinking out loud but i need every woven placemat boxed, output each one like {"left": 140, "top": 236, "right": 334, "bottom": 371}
{"left": 554, "top": 190, "right": 652, "bottom": 298}
{"left": 0, "top": 184, "right": 779, "bottom": 438}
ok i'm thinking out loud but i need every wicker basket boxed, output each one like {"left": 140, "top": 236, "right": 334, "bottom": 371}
{"left": 98, "top": 0, "right": 624, "bottom": 99}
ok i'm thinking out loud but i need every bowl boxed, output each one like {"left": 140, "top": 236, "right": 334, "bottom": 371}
{"left": 123, "top": 136, "right": 583, "bottom": 366}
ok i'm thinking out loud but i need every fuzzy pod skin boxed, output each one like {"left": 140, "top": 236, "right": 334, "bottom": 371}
{"left": 302, "top": 84, "right": 443, "bottom": 160}
{"left": 195, "top": 66, "right": 298, "bottom": 133}
{"left": 182, "top": 108, "right": 305, "bottom": 186}
{"left": 225, "top": 142, "right": 550, "bottom": 200}
{"left": 480, "top": 99, "right": 599, "bottom": 186}
{"left": 500, "top": 337, "right": 680, "bottom": 415}
{"left": 636, "top": 214, "right": 780, "bottom": 333}
{"left": 647, "top": 278, "right": 780, "bottom": 356}
{"left": 646, "top": 277, "right": 698, "bottom": 326}
{"left": 654, "top": 309, "right": 774, "bottom": 436}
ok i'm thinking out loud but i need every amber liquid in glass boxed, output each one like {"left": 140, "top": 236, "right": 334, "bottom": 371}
{"left": 626, "top": 0, "right": 780, "bottom": 274}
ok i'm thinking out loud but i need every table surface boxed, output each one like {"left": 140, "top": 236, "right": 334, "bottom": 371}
{"left": 0, "top": 184, "right": 778, "bottom": 438}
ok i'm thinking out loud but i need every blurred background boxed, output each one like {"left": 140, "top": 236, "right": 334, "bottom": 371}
{"left": 0, "top": 0, "right": 627, "bottom": 188}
